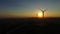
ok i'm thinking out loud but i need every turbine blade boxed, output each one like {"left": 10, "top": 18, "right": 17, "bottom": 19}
{"left": 39, "top": 8, "right": 43, "bottom": 11}
{"left": 44, "top": 9, "right": 47, "bottom": 11}
{"left": 44, "top": 10, "right": 46, "bottom": 11}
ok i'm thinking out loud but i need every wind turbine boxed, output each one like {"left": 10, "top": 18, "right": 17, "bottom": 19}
{"left": 39, "top": 8, "right": 47, "bottom": 24}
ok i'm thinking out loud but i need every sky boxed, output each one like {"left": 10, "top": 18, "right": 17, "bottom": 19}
{"left": 0, "top": 0, "right": 60, "bottom": 18}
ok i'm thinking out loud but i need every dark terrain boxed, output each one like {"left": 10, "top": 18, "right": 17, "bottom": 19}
{"left": 0, "top": 17, "right": 60, "bottom": 34}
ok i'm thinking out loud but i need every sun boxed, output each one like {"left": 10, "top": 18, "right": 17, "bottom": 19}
{"left": 37, "top": 12, "right": 43, "bottom": 17}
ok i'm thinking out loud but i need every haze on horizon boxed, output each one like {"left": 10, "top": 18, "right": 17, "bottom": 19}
{"left": 0, "top": 0, "right": 60, "bottom": 18}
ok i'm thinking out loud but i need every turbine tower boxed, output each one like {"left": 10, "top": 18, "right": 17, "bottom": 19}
{"left": 39, "top": 8, "right": 47, "bottom": 24}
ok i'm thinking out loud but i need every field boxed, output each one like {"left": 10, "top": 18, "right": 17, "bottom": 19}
{"left": 0, "top": 17, "right": 60, "bottom": 34}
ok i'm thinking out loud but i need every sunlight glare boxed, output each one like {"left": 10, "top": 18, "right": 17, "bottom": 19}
{"left": 37, "top": 12, "right": 43, "bottom": 17}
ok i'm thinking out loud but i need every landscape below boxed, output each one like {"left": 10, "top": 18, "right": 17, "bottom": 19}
{"left": 0, "top": 17, "right": 60, "bottom": 34}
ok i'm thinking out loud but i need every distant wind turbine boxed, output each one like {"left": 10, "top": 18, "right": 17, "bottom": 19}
{"left": 39, "top": 8, "right": 47, "bottom": 24}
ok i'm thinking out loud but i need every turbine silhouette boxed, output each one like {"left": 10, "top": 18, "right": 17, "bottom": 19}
{"left": 39, "top": 8, "right": 47, "bottom": 24}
